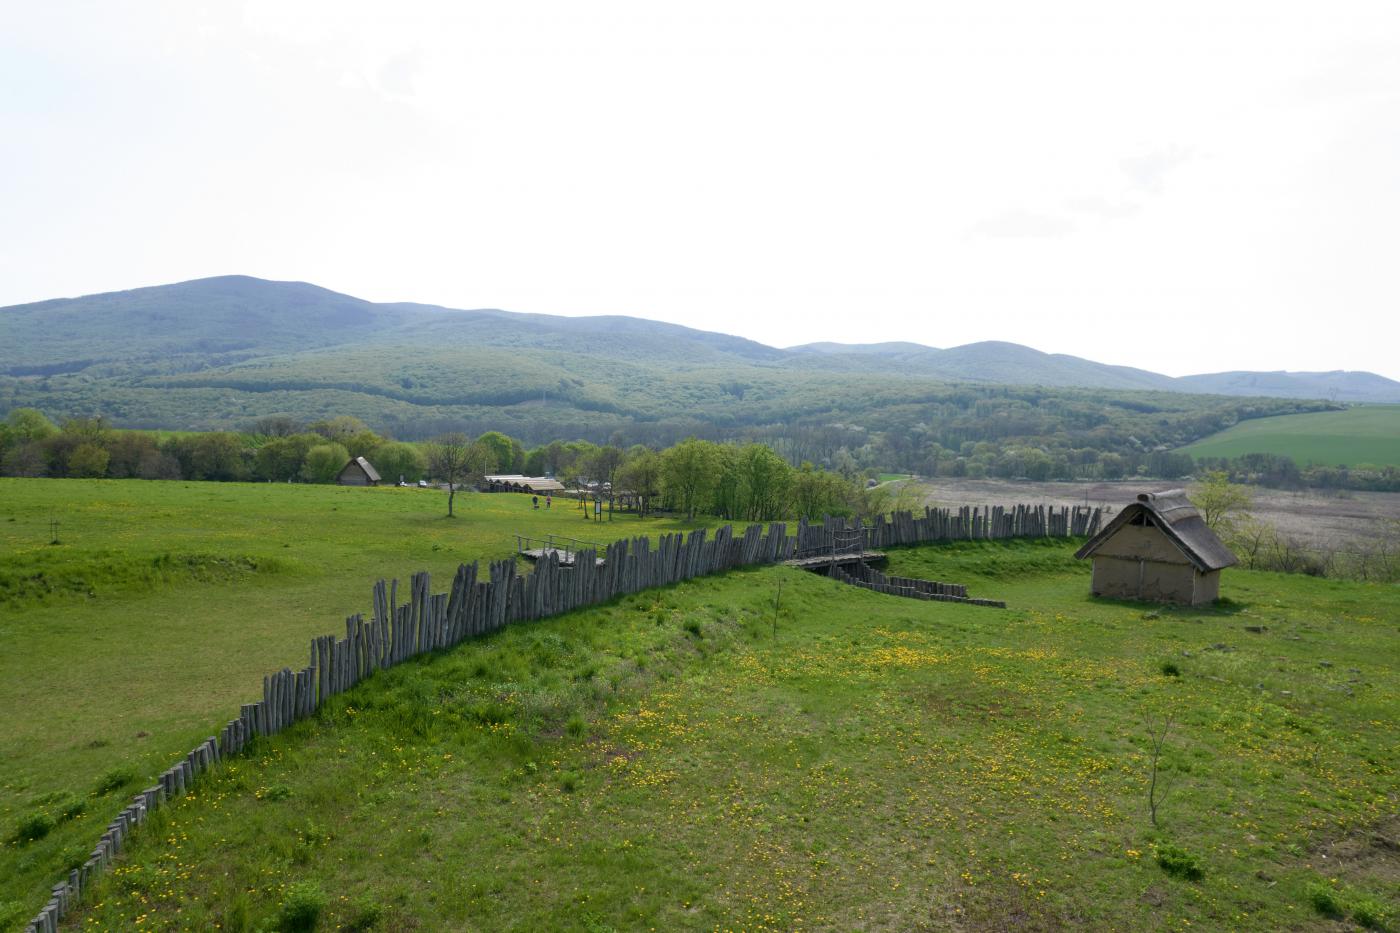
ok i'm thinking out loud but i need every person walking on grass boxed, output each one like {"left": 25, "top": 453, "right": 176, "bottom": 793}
{"left": 546, "top": 495, "right": 552, "bottom": 509}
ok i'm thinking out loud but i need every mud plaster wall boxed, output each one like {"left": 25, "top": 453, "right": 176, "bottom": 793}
{"left": 1090, "top": 555, "right": 1214, "bottom": 605}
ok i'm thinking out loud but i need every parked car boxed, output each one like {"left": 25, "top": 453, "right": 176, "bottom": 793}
{"left": 418, "top": 479, "right": 429, "bottom": 487}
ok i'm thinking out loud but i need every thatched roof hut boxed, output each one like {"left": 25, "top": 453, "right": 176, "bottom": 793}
{"left": 337, "top": 456, "right": 381, "bottom": 487}
{"left": 1074, "top": 489, "right": 1237, "bottom": 606}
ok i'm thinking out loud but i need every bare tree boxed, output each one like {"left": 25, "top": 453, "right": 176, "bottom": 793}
{"left": 590, "top": 445, "right": 626, "bottom": 516}
{"left": 1190, "top": 471, "right": 1254, "bottom": 536}
{"left": 426, "top": 433, "right": 491, "bottom": 517}
{"left": 1230, "top": 515, "right": 1276, "bottom": 570}
{"left": 1146, "top": 714, "right": 1175, "bottom": 828}
{"left": 251, "top": 414, "right": 302, "bottom": 437}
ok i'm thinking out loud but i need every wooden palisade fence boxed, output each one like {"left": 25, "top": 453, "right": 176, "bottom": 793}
{"left": 795, "top": 503, "right": 1100, "bottom": 555}
{"left": 24, "top": 505, "right": 1095, "bottom": 932}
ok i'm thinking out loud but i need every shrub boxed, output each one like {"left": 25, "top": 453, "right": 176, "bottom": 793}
{"left": 278, "top": 880, "right": 326, "bottom": 932}
{"left": 259, "top": 783, "right": 293, "bottom": 802}
{"left": 94, "top": 766, "right": 138, "bottom": 795}
{"left": 1160, "top": 660, "right": 1181, "bottom": 677}
{"left": 60, "top": 843, "right": 91, "bottom": 873}
{"left": 465, "top": 700, "right": 511, "bottom": 726}
{"left": 683, "top": 618, "right": 703, "bottom": 637}
{"left": 1155, "top": 843, "right": 1203, "bottom": 881}
{"left": 12, "top": 812, "right": 55, "bottom": 844}
{"left": 1352, "top": 896, "right": 1389, "bottom": 929}
{"left": 1305, "top": 881, "right": 1343, "bottom": 918}
{"left": 0, "top": 901, "right": 26, "bottom": 930}
{"left": 346, "top": 893, "right": 384, "bottom": 931}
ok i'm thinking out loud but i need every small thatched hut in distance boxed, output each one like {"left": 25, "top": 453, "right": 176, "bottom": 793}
{"left": 1074, "top": 490, "right": 1236, "bottom": 606}
{"left": 336, "top": 456, "right": 381, "bottom": 487}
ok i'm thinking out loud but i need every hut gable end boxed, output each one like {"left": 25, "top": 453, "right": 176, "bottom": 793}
{"left": 336, "top": 456, "right": 381, "bottom": 486}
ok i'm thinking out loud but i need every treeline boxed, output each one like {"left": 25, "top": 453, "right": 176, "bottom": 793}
{"left": 731, "top": 389, "right": 1330, "bottom": 485}
{"left": 1194, "top": 472, "right": 1400, "bottom": 583}
{"left": 0, "top": 412, "right": 430, "bottom": 485}
{"left": 1194, "top": 452, "right": 1400, "bottom": 493}
{"left": 0, "top": 411, "right": 870, "bottom": 522}
{"left": 382, "top": 391, "right": 1319, "bottom": 486}
{"left": 3, "top": 376, "right": 1338, "bottom": 489}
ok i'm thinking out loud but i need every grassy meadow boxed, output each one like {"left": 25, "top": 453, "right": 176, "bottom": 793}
{"left": 2, "top": 523, "right": 1394, "bottom": 929}
{"left": 0, "top": 478, "right": 729, "bottom": 924}
{"left": 1181, "top": 405, "right": 1400, "bottom": 468}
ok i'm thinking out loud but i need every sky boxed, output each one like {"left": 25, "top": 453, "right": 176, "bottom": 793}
{"left": 3, "top": 1, "right": 1399, "bottom": 379}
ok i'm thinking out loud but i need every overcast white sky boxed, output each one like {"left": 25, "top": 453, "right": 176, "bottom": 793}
{"left": 3, "top": 2, "right": 1398, "bottom": 379}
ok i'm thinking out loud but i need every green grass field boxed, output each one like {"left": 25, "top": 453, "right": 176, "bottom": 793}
{"left": 1180, "top": 405, "right": 1400, "bottom": 467}
{"left": 0, "top": 478, "right": 731, "bottom": 925}
{"left": 3, "top": 508, "right": 1395, "bottom": 929}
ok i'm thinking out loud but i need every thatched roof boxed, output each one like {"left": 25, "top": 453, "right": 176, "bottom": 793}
{"left": 484, "top": 474, "right": 565, "bottom": 493}
{"left": 341, "top": 456, "right": 380, "bottom": 483}
{"left": 1074, "top": 489, "right": 1237, "bottom": 572}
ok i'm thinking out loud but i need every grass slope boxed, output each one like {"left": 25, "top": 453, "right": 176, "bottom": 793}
{"left": 12, "top": 539, "right": 1397, "bottom": 931}
{"left": 1180, "top": 405, "right": 1400, "bottom": 467}
{"left": 0, "top": 478, "right": 730, "bottom": 923}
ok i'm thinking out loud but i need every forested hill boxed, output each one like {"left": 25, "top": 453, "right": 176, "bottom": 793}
{"left": 0, "top": 277, "right": 1394, "bottom": 458}
{"left": 0, "top": 275, "right": 786, "bottom": 374}
{"left": 784, "top": 340, "right": 1176, "bottom": 392}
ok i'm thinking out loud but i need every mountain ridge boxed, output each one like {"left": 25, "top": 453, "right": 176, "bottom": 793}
{"left": 2, "top": 278, "right": 1398, "bottom": 435}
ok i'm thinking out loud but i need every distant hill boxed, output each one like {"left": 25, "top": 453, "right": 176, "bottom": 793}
{"left": 786, "top": 341, "right": 931, "bottom": 355}
{"left": 785, "top": 337, "right": 1400, "bottom": 401}
{"left": 2, "top": 276, "right": 1397, "bottom": 441}
{"left": 1, "top": 276, "right": 411, "bottom": 375}
{"left": 0, "top": 275, "right": 785, "bottom": 375}
{"left": 1173, "top": 370, "right": 1400, "bottom": 404}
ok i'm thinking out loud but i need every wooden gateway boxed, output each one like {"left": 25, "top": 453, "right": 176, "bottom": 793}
{"left": 1074, "top": 490, "right": 1237, "bottom": 606}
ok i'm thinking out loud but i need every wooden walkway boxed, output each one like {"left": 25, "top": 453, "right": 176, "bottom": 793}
{"left": 516, "top": 533, "right": 608, "bottom": 568}
{"left": 784, "top": 550, "right": 886, "bottom": 571}
{"left": 519, "top": 547, "right": 605, "bottom": 568}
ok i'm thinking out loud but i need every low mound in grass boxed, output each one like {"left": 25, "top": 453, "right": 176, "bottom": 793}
{"left": 881, "top": 536, "right": 1083, "bottom": 582}
{"left": 0, "top": 550, "right": 290, "bottom": 609}
{"left": 46, "top": 542, "right": 1399, "bottom": 931}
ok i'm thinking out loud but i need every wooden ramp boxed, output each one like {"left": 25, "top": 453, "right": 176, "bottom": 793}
{"left": 519, "top": 546, "right": 605, "bottom": 568}
{"left": 515, "top": 534, "right": 608, "bottom": 568}
{"left": 784, "top": 550, "right": 886, "bottom": 571}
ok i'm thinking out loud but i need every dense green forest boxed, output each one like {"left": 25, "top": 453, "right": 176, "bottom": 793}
{"left": 4, "top": 275, "right": 1388, "bottom": 487}
{"left": 2, "top": 378, "right": 1344, "bottom": 493}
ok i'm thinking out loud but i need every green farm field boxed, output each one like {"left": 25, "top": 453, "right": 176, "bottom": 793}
{"left": 0, "top": 478, "right": 730, "bottom": 924}
{"left": 3, "top": 512, "right": 1396, "bottom": 928}
{"left": 1180, "top": 404, "right": 1400, "bottom": 467}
